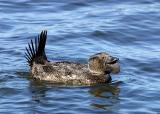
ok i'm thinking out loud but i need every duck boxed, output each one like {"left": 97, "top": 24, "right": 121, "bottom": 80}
{"left": 25, "top": 30, "right": 120, "bottom": 85}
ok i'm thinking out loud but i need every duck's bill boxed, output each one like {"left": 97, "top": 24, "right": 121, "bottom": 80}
{"left": 108, "top": 57, "right": 119, "bottom": 64}
{"left": 110, "top": 62, "right": 120, "bottom": 74}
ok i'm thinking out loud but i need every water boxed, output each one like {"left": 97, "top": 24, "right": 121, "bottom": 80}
{"left": 0, "top": 0, "right": 160, "bottom": 114}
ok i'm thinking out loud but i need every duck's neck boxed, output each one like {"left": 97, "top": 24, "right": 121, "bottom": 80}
{"left": 88, "top": 65, "right": 105, "bottom": 75}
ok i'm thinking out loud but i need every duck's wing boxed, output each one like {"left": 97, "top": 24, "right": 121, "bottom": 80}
{"left": 25, "top": 30, "right": 48, "bottom": 66}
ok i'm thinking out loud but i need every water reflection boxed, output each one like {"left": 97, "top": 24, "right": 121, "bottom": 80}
{"left": 28, "top": 80, "right": 121, "bottom": 113}
{"left": 29, "top": 80, "right": 47, "bottom": 103}
{"left": 16, "top": 71, "right": 47, "bottom": 103}
{"left": 89, "top": 83, "right": 120, "bottom": 110}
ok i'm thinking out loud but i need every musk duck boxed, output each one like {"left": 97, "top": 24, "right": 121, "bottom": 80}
{"left": 25, "top": 30, "right": 120, "bottom": 85}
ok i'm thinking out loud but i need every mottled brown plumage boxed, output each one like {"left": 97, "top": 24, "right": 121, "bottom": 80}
{"left": 25, "top": 30, "right": 120, "bottom": 85}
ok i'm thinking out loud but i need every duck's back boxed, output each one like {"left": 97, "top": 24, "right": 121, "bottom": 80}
{"left": 31, "top": 61, "right": 107, "bottom": 85}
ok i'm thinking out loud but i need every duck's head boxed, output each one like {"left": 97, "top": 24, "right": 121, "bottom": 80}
{"left": 88, "top": 52, "right": 120, "bottom": 75}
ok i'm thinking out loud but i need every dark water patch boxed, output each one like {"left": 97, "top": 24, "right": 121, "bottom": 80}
{"left": 0, "top": 23, "right": 13, "bottom": 32}
{"left": 61, "top": 1, "right": 90, "bottom": 11}
{"left": 0, "top": 87, "right": 22, "bottom": 97}
{"left": 91, "top": 30, "right": 108, "bottom": 37}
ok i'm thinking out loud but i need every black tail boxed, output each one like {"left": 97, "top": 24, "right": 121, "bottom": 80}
{"left": 25, "top": 30, "right": 48, "bottom": 66}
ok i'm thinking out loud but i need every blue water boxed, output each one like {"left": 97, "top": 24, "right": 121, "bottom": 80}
{"left": 0, "top": 0, "right": 160, "bottom": 114}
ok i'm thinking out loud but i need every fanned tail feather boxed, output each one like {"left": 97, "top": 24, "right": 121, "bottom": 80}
{"left": 25, "top": 30, "right": 48, "bottom": 66}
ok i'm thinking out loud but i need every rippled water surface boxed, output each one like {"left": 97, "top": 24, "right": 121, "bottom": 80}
{"left": 0, "top": 0, "right": 160, "bottom": 114}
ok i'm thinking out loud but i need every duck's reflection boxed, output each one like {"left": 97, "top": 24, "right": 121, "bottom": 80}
{"left": 16, "top": 70, "right": 48, "bottom": 103}
{"left": 30, "top": 80, "right": 121, "bottom": 109}
{"left": 88, "top": 81, "right": 121, "bottom": 110}
{"left": 29, "top": 79, "right": 47, "bottom": 103}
